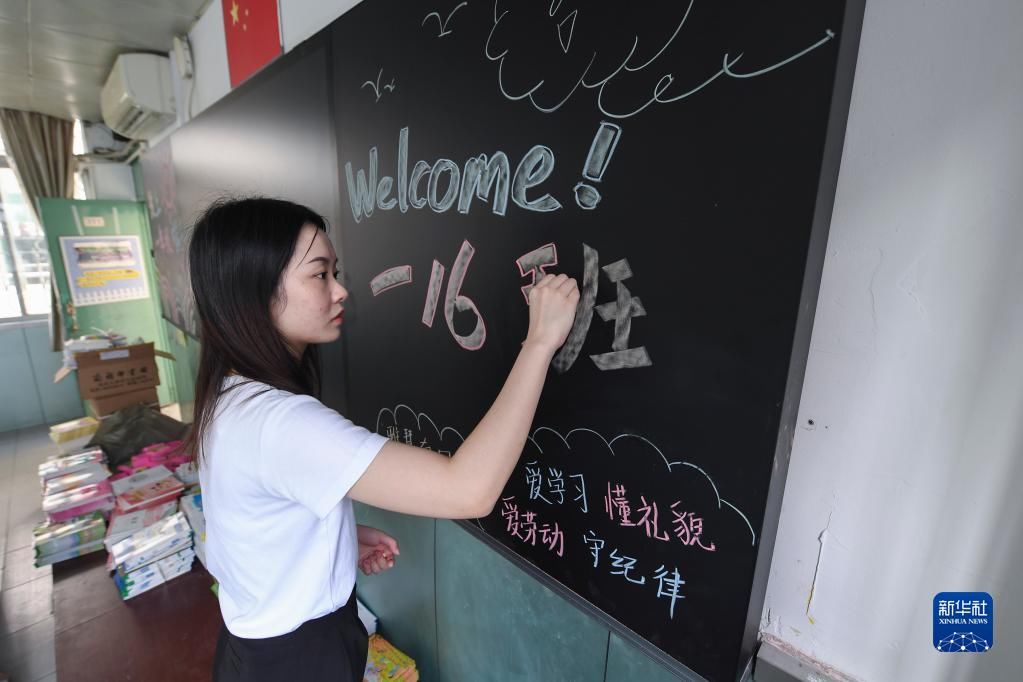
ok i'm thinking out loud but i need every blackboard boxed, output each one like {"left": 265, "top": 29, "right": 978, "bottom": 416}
{"left": 331, "top": 2, "right": 862, "bottom": 679}
{"left": 140, "top": 138, "right": 200, "bottom": 338}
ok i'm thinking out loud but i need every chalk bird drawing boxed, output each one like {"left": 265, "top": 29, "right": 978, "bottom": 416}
{"left": 362, "top": 68, "right": 396, "bottom": 102}
{"left": 422, "top": 1, "right": 468, "bottom": 37}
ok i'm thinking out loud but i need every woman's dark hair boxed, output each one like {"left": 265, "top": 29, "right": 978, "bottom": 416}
{"left": 183, "top": 197, "right": 328, "bottom": 464}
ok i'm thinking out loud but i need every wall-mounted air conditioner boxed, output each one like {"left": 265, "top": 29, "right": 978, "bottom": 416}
{"left": 100, "top": 53, "right": 176, "bottom": 140}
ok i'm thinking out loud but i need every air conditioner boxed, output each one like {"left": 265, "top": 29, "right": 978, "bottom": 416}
{"left": 101, "top": 53, "right": 176, "bottom": 140}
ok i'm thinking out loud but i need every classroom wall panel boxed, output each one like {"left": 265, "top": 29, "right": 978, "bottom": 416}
{"left": 354, "top": 503, "right": 439, "bottom": 682}
{"left": 435, "top": 521, "right": 610, "bottom": 682}
{"left": 163, "top": 320, "right": 201, "bottom": 423}
{"left": 0, "top": 325, "right": 45, "bottom": 431}
{"left": 605, "top": 632, "right": 686, "bottom": 682}
{"left": 22, "top": 323, "right": 84, "bottom": 424}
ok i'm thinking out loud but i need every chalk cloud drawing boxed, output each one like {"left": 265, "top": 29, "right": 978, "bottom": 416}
{"left": 374, "top": 404, "right": 756, "bottom": 545}
{"left": 484, "top": 0, "right": 836, "bottom": 119}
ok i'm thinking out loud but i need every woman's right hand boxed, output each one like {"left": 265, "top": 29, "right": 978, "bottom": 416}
{"left": 524, "top": 274, "right": 580, "bottom": 356}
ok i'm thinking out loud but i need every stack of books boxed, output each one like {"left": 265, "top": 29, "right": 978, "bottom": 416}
{"left": 109, "top": 441, "right": 195, "bottom": 484}
{"left": 104, "top": 499, "right": 179, "bottom": 551}
{"left": 32, "top": 511, "right": 108, "bottom": 567}
{"left": 38, "top": 447, "right": 106, "bottom": 483}
{"left": 111, "top": 465, "right": 185, "bottom": 514}
{"left": 34, "top": 446, "right": 114, "bottom": 565}
{"left": 42, "top": 462, "right": 111, "bottom": 496}
{"left": 109, "top": 512, "right": 195, "bottom": 600}
{"left": 129, "top": 441, "right": 191, "bottom": 470}
{"left": 41, "top": 480, "right": 115, "bottom": 523}
{"left": 179, "top": 492, "right": 206, "bottom": 568}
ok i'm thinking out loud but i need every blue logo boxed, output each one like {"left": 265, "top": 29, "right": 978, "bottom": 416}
{"left": 933, "top": 592, "right": 993, "bottom": 652}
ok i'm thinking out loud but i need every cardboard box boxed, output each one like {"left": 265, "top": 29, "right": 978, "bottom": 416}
{"left": 86, "top": 387, "right": 160, "bottom": 418}
{"left": 54, "top": 342, "right": 174, "bottom": 400}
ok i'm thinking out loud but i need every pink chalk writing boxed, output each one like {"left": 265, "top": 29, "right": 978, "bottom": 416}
{"left": 500, "top": 496, "right": 564, "bottom": 557}
{"left": 670, "top": 501, "right": 716, "bottom": 552}
{"left": 604, "top": 483, "right": 635, "bottom": 526}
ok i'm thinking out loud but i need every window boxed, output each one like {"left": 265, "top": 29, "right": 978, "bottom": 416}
{"left": 0, "top": 165, "right": 51, "bottom": 319}
{"left": 0, "top": 120, "right": 86, "bottom": 321}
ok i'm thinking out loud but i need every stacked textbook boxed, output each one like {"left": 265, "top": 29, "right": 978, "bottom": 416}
{"left": 38, "top": 447, "right": 106, "bottom": 482}
{"left": 109, "top": 512, "right": 195, "bottom": 600}
{"left": 110, "top": 465, "right": 185, "bottom": 514}
{"left": 40, "top": 481, "right": 115, "bottom": 522}
{"left": 179, "top": 492, "right": 206, "bottom": 569}
{"left": 33, "top": 511, "right": 108, "bottom": 567}
{"left": 34, "top": 446, "right": 113, "bottom": 566}
{"left": 104, "top": 500, "right": 179, "bottom": 552}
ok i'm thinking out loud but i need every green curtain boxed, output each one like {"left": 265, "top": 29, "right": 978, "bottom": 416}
{"left": 0, "top": 108, "right": 76, "bottom": 350}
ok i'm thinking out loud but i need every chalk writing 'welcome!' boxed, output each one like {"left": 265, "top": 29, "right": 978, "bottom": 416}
{"left": 344, "top": 127, "right": 561, "bottom": 222}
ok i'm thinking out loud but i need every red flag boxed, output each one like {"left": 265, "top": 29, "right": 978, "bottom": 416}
{"left": 222, "top": 0, "right": 282, "bottom": 88}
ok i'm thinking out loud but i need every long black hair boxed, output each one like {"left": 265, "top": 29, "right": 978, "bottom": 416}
{"left": 184, "top": 197, "right": 329, "bottom": 464}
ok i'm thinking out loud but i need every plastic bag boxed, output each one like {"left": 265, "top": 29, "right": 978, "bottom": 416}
{"left": 86, "top": 405, "right": 189, "bottom": 471}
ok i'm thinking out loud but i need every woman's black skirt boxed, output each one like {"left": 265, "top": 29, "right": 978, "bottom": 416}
{"left": 212, "top": 589, "right": 368, "bottom": 681}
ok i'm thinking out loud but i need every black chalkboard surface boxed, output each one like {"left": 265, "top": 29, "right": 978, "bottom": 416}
{"left": 331, "top": 2, "right": 862, "bottom": 679}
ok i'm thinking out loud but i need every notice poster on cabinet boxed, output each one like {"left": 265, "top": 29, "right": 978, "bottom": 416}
{"left": 58, "top": 236, "right": 151, "bottom": 307}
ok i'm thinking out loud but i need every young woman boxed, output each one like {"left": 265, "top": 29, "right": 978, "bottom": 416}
{"left": 186, "top": 197, "right": 579, "bottom": 681}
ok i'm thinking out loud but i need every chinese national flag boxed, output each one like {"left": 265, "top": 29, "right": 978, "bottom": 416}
{"left": 222, "top": 0, "right": 282, "bottom": 88}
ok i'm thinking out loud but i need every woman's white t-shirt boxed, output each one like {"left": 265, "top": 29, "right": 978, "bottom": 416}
{"left": 199, "top": 375, "right": 387, "bottom": 638}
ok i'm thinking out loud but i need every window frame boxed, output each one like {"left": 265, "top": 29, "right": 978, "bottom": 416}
{"left": 0, "top": 154, "right": 50, "bottom": 326}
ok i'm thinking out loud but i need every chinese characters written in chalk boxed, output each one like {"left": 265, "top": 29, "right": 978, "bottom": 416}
{"left": 604, "top": 482, "right": 717, "bottom": 552}
{"left": 369, "top": 241, "right": 652, "bottom": 370}
{"left": 500, "top": 496, "right": 565, "bottom": 557}
{"left": 383, "top": 425, "right": 451, "bottom": 455}
{"left": 584, "top": 530, "right": 686, "bottom": 619}
{"left": 524, "top": 461, "right": 589, "bottom": 513}
{"left": 550, "top": 244, "right": 651, "bottom": 373}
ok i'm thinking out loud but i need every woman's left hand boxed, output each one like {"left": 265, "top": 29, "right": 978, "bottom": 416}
{"left": 356, "top": 524, "right": 400, "bottom": 575}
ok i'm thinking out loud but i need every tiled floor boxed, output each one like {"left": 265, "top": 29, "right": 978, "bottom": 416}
{"left": 0, "top": 425, "right": 223, "bottom": 682}
{"left": 0, "top": 425, "right": 58, "bottom": 681}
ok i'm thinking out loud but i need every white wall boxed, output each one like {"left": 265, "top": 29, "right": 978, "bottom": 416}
{"left": 280, "top": 0, "right": 362, "bottom": 52}
{"left": 762, "top": 1, "right": 1023, "bottom": 680}
{"left": 185, "top": 0, "right": 230, "bottom": 120}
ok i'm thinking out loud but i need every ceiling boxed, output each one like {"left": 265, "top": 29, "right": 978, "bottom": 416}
{"left": 0, "top": 0, "right": 210, "bottom": 122}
